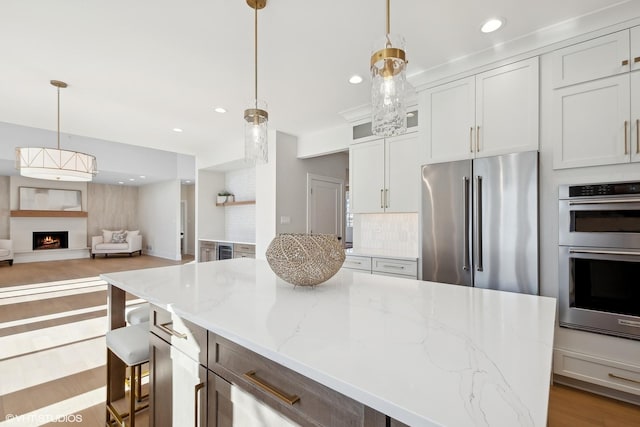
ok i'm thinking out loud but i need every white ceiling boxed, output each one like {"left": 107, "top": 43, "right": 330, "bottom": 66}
{"left": 0, "top": 0, "right": 631, "bottom": 163}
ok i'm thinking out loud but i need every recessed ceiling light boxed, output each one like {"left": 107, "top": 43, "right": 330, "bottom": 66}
{"left": 185, "top": 180, "right": 191, "bottom": 183}
{"left": 214, "top": 107, "right": 227, "bottom": 114}
{"left": 349, "top": 75, "right": 363, "bottom": 84}
{"left": 173, "top": 128, "right": 183, "bottom": 133}
{"left": 481, "top": 18, "right": 504, "bottom": 33}
{"left": 129, "top": 178, "right": 135, "bottom": 181}
{"left": 407, "top": 112, "right": 415, "bottom": 118}
{"left": 118, "top": 181, "right": 124, "bottom": 185}
{"left": 139, "top": 175, "right": 146, "bottom": 179}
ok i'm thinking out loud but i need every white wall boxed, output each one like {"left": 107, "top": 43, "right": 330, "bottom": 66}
{"left": 224, "top": 168, "right": 256, "bottom": 243}
{"left": 196, "top": 169, "right": 225, "bottom": 241}
{"left": 297, "top": 124, "right": 350, "bottom": 159}
{"left": 138, "top": 180, "right": 181, "bottom": 260}
{"left": 255, "top": 131, "right": 278, "bottom": 260}
{"left": 181, "top": 184, "right": 196, "bottom": 256}
{"left": 0, "top": 176, "right": 9, "bottom": 238}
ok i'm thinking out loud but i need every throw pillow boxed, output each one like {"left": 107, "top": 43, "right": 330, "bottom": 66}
{"left": 102, "top": 229, "right": 119, "bottom": 242}
{"left": 111, "top": 231, "right": 127, "bottom": 243}
{"left": 125, "top": 230, "right": 139, "bottom": 243}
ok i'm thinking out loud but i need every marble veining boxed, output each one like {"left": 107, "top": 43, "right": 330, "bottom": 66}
{"left": 102, "top": 259, "right": 556, "bottom": 427}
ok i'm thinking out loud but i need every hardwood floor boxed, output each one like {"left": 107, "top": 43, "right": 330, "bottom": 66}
{"left": 1, "top": 255, "right": 639, "bottom": 426}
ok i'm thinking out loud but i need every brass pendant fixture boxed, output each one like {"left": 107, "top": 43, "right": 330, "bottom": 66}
{"left": 370, "top": 0, "right": 408, "bottom": 137}
{"left": 244, "top": 0, "right": 269, "bottom": 165}
{"left": 16, "top": 80, "right": 97, "bottom": 181}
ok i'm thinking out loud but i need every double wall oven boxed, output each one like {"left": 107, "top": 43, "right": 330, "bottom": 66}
{"left": 559, "top": 181, "right": 640, "bottom": 340}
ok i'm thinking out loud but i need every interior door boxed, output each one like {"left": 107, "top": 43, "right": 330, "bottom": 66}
{"left": 307, "top": 174, "right": 344, "bottom": 239}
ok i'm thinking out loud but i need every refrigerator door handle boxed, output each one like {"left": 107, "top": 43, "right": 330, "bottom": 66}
{"left": 476, "top": 175, "right": 484, "bottom": 272}
{"left": 463, "top": 176, "right": 470, "bottom": 271}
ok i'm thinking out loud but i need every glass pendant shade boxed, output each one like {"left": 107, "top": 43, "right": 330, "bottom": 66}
{"left": 244, "top": 99, "right": 268, "bottom": 165}
{"left": 370, "top": 34, "right": 408, "bottom": 137}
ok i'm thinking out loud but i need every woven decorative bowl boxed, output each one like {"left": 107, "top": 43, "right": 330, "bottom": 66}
{"left": 265, "top": 233, "right": 345, "bottom": 287}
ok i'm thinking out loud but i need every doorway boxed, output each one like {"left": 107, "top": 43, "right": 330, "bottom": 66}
{"left": 306, "top": 174, "right": 344, "bottom": 240}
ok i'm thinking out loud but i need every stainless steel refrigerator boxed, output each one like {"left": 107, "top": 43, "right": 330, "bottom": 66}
{"left": 421, "top": 151, "right": 538, "bottom": 294}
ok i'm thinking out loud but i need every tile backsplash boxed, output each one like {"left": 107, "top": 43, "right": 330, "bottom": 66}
{"left": 352, "top": 213, "right": 418, "bottom": 257}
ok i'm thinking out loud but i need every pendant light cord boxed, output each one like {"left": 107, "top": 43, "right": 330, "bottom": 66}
{"left": 56, "top": 85, "right": 61, "bottom": 150}
{"left": 254, "top": 2, "right": 258, "bottom": 109}
{"left": 386, "top": 0, "right": 390, "bottom": 35}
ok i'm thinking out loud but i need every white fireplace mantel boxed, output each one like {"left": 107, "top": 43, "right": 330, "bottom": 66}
{"left": 10, "top": 216, "right": 90, "bottom": 263}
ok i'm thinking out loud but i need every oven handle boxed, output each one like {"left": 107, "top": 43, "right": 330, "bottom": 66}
{"left": 569, "top": 249, "right": 640, "bottom": 257}
{"left": 569, "top": 198, "right": 640, "bottom": 205}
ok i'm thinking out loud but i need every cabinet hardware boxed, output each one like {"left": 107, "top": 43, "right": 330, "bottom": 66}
{"left": 569, "top": 249, "right": 640, "bottom": 257}
{"left": 476, "top": 126, "right": 480, "bottom": 152}
{"left": 608, "top": 373, "right": 640, "bottom": 384}
{"left": 622, "top": 59, "right": 629, "bottom": 66}
{"left": 569, "top": 198, "right": 640, "bottom": 205}
{"left": 382, "top": 264, "right": 405, "bottom": 269}
{"left": 157, "top": 321, "right": 188, "bottom": 339}
{"left": 475, "top": 176, "right": 483, "bottom": 271}
{"left": 244, "top": 370, "right": 300, "bottom": 405}
{"left": 637, "top": 119, "right": 639, "bottom": 154}
{"left": 347, "top": 261, "right": 362, "bottom": 265}
{"left": 469, "top": 127, "right": 474, "bottom": 153}
{"left": 380, "top": 189, "right": 384, "bottom": 209}
{"left": 385, "top": 188, "right": 389, "bottom": 209}
{"left": 624, "top": 120, "right": 629, "bottom": 155}
{"left": 463, "top": 176, "right": 470, "bottom": 271}
{"left": 194, "top": 382, "right": 204, "bottom": 426}
{"left": 635, "top": 57, "right": 640, "bottom": 63}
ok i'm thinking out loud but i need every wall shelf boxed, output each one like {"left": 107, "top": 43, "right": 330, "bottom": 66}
{"left": 10, "top": 210, "right": 88, "bottom": 218}
{"left": 215, "top": 200, "right": 256, "bottom": 207}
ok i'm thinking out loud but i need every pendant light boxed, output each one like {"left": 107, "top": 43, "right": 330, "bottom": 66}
{"left": 16, "top": 80, "right": 97, "bottom": 181}
{"left": 244, "top": 0, "right": 269, "bottom": 165}
{"left": 370, "top": 0, "right": 408, "bottom": 137}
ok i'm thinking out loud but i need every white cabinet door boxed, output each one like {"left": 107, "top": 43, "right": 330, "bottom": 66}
{"left": 632, "top": 71, "right": 640, "bottom": 163}
{"left": 475, "top": 57, "right": 539, "bottom": 158}
{"left": 350, "top": 140, "right": 385, "bottom": 213}
{"left": 553, "top": 74, "right": 631, "bottom": 169}
{"left": 422, "top": 76, "right": 475, "bottom": 163}
{"left": 632, "top": 26, "right": 640, "bottom": 72}
{"left": 551, "top": 30, "right": 630, "bottom": 88}
{"left": 385, "top": 134, "right": 420, "bottom": 213}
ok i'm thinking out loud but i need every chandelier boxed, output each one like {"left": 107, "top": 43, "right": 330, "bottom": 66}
{"left": 370, "top": 0, "right": 408, "bottom": 137}
{"left": 16, "top": 80, "right": 97, "bottom": 181}
{"left": 244, "top": 0, "right": 269, "bottom": 164}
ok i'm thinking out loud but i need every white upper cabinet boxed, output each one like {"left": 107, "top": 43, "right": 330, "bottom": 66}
{"left": 551, "top": 30, "right": 630, "bottom": 88}
{"left": 349, "top": 133, "right": 420, "bottom": 214}
{"left": 552, "top": 27, "right": 640, "bottom": 169}
{"left": 422, "top": 57, "right": 539, "bottom": 164}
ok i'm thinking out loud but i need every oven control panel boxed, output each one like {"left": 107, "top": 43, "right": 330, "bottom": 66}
{"left": 568, "top": 181, "right": 640, "bottom": 197}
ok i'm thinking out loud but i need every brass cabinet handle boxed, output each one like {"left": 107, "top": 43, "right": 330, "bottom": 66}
{"left": 637, "top": 119, "right": 639, "bottom": 154}
{"left": 194, "top": 382, "right": 204, "bottom": 426}
{"left": 244, "top": 370, "right": 300, "bottom": 405}
{"left": 382, "top": 264, "right": 405, "bottom": 269}
{"left": 624, "top": 120, "right": 629, "bottom": 155}
{"left": 385, "top": 188, "right": 389, "bottom": 209}
{"left": 635, "top": 57, "right": 640, "bottom": 63}
{"left": 476, "top": 126, "right": 480, "bottom": 152}
{"left": 622, "top": 59, "right": 630, "bottom": 66}
{"left": 157, "top": 321, "right": 187, "bottom": 339}
{"left": 469, "top": 127, "right": 474, "bottom": 153}
{"left": 608, "top": 373, "right": 640, "bottom": 384}
{"left": 380, "top": 189, "right": 384, "bottom": 209}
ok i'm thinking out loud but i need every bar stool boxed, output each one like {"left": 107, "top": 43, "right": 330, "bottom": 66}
{"left": 106, "top": 322, "right": 149, "bottom": 427}
{"left": 125, "top": 303, "right": 150, "bottom": 325}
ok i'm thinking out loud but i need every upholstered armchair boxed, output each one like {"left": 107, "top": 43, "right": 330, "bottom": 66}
{"left": 91, "top": 229, "right": 142, "bottom": 258}
{"left": 0, "top": 239, "right": 14, "bottom": 266}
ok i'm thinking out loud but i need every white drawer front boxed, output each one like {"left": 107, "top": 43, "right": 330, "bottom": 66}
{"left": 372, "top": 258, "right": 417, "bottom": 278}
{"left": 342, "top": 255, "right": 371, "bottom": 272}
{"left": 554, "top": 349, "right": 640, "bottom": 395}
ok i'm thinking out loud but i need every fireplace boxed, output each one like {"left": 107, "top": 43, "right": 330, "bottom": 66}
{"left": 33, "top": 231, "right": 69, "bottom": 250}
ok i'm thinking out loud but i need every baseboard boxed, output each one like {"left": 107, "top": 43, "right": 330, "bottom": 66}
{"left": 14, "top": 248, "right": 90, "bottom": 263}
{"left": 554, "top": 374, "right": 640, "bottom": 406}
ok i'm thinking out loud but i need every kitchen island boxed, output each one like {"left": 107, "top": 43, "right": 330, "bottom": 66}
{"left": 102, "top": 258, "right": 556, "bottom": 426}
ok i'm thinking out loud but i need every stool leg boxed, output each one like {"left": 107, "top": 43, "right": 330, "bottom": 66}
{"left": 106, "top": 349, "right": 112, "bottom": 425}
{"left": 129, "top": 367, "right": 136, "bottom": 427}
{"left": 135, "top": 365, "right": 142, "bottom": 402}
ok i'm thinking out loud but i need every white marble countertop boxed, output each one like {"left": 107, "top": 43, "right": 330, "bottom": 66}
{"left": 101, "top": 259, "right": 556, "bottom": 427}
{"left": 346, "top": 247, "right": 418, "bottom": 261}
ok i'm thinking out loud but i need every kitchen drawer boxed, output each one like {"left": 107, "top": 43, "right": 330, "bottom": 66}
{"left": 371, "top": 257, "right": 417, "bottom": 278}
{"left": 209, "top": 333, "right": 369, "bottom": 426}
{"left": 554, "top": 349, "right": 640, "bottom": 396}
{"left": 233, "top": 252, "right": 256, "bottom": 259}
{"left": 233, "top": 243, "right": 255, "bottom": 254}
{"left": 342, "top": 255, "right": 372, "bottom": 272}
{"left": 150, "top": 304, "right": 207, "bottom": 365}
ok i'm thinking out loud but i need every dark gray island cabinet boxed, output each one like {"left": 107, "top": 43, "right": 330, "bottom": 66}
{"left": 148, "top": 304, "right": 403, "bottom": 427}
